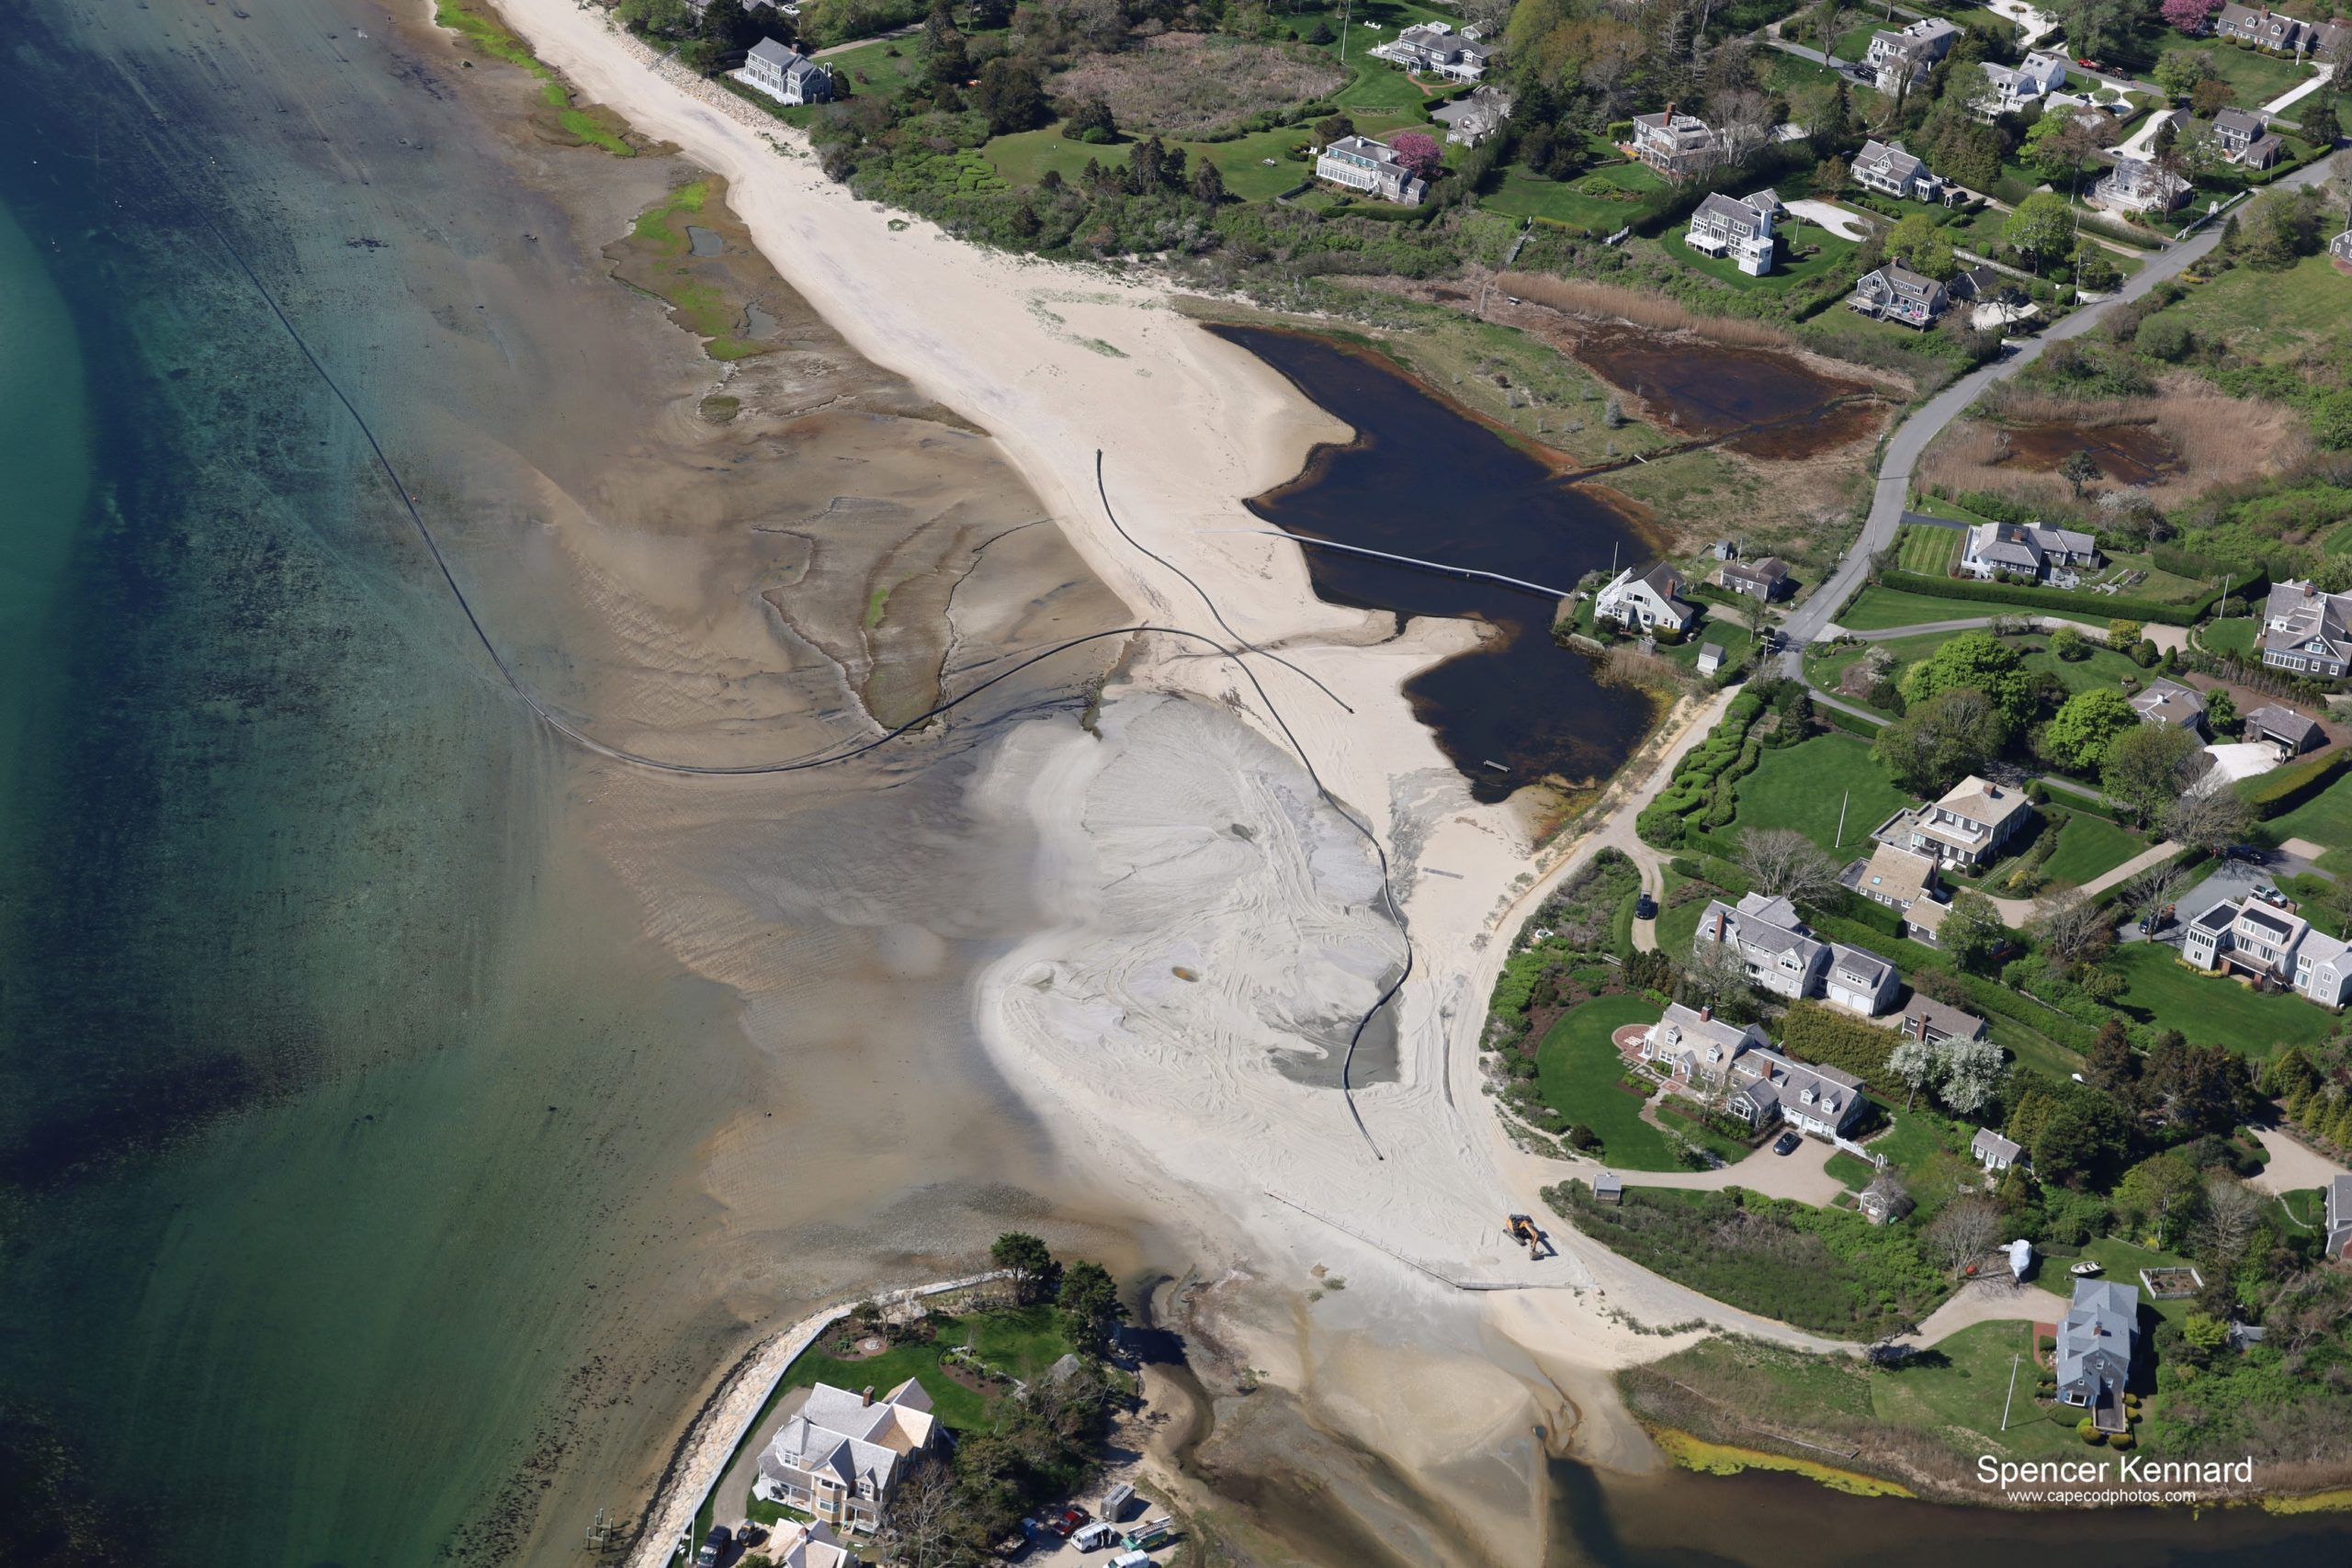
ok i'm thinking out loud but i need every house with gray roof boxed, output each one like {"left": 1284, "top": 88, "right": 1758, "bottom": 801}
{"left": 1430, "top": 85, "right": 1512, "bottom": 146}
{"left": 2258, "top": 580, "right": 2352, "bottom": 679}
{"left": 1370, "top": 22, "right": 1498, "bottom": 82}
{"left": 1904, "top": 993, "right": 1986, "bottom": 1048}
{"left": 1727, "top": 1048, "right": 1867, "bottom": 1139}
{"left": 741, "top": 37, "right": 834, "bottom": 106}
{"left": 1851, "top": 139, "right": 1943, "bottom": 202}
{"left": 1639, "top": 1001, "right": 1770, "bottom": 1086}
{"left": 2211, "top": 107, "right": 2284, "bottom": 169}
{"left": 1874, "top": 774, "right": 2037, "bottom": 872}
{"left": 2333, "top": 228, "right": 2352, "bottom": 264}
{"left": 1630, "top": 105, "right": 1726, "bottom": 181}
{"left": 2055, "top": 1279, "right": 2140, "bottom": 1432}
{"left": 1695, "top": 893, "right": 1829, "bottom": 999}
{"left": 1595, "top": 563, "right": 1699, "bottom": 634}
{"left": 1686, "top": 190, "right": 1781, "bottom": 276}
{"left": 1975, "top": 51, "right": 2070, "bottom": 117}
{"left": 2213, "top": 3, "right": 2349, "bottom": 58}
{"left": 1960, "top": 521, "right": 2101, "bottom": 585}
{"left": 1864, "top": 17, "right": 1959, "bottom": 93}
{"left": 2182, "top": 892, "right": 2352, "bottom": 1008}
{"left": 1971, "top": 1126, "right": 2023, "bottom": 1173}
{"left": 1314, "top": 134, "right": 1430, "bottom": 205}
{"left": 2327, "top": 1173, "right": 2352, "bottom": 1260}
{"left": 755, "top": 1378, "right": 937, "bottom": 1534}
{"left": 1716, "top": 554, "right": 1791, "bottom": 602}
{"left": 2130, "top": 678, "right": 2207, "bottom": 736}
{"left": 2095, "top": 155, "right": 2191, "bottom": 216}
{"left": 1849, "top": 262, "right": 1950, "bottom": 328}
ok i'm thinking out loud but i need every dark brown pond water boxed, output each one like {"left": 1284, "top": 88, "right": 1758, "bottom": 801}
{"left": 2001, "top": 421, "right": 2183, "bottom": 486}
{"left": 1213, "top": 326, "right": 1653, "bottom": 806}
{"left": 1567, "top": 321, "right": 1883, "bottom": 460}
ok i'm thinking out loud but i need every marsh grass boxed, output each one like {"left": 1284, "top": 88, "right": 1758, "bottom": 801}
{"left": 1495, "top": 273, "right": 1801, "bottom": 352}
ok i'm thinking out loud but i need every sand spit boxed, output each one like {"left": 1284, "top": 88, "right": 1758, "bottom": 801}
{"left": 480, "top": 0, "right": 1845, "bottom": 1555}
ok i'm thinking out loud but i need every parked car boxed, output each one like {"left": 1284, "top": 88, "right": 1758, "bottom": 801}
{"left": 1634, "top": 892, "right": 1657, "bottom": 919}
{"left": 1773, "top": 1131, "right": 1801, "bottom": 1156}
{"left": 695, "top": 1524, "right": 731, "bottom": 1568}
{"left": 1048, "top": 1506, "right": 1091, "bottom": 1539}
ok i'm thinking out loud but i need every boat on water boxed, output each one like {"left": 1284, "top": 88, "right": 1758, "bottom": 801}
{"left": 2070, "top": 1260, "right": 2104, "bottom": 1277}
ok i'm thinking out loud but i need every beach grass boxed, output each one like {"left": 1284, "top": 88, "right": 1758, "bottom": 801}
{"left": 1652, "top": 1427, "right": 1917, "bottom": 1497}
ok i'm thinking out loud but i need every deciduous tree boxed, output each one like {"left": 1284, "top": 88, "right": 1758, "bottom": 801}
{"left": 1387, "top": 130, "right": 1443, "bottom": 183}
{"left": 2039, "top": 686, "right": 2139, "bottom": 773}
{"left": 1737, "top": 828, "right": 1842, "bottom": 905}
{"left": 2003, "top": 191, "right": 2076, "bottom": 272}
{"left": 2028, "top": 886, "right": 2111, "bottom": 971}
{"left": 990, "top": 1231, "right": 1056, "bottom": 1304}
{"left": 2162, "top": 784, "right": 2252, "bottom": 856}
{"left": 1939, "top": 890, "right": 2008, "bottom": 974}
{"left": 1940, "top": 1035, "right": 2006, "bottom": 1116}
{"left": 2102, "top": 720, "right": 2202, "bottom": 824}
{"left": 1927, "top": 1195, "right": 2001, "bottom": 1276}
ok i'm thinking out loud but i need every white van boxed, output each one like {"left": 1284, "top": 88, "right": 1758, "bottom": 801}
{"left": 1110, "top": 1552, "right": 1153, "bottom": 1568}
{"left": 1072, "top": 1521, "right": 1119, "bottom": 1551}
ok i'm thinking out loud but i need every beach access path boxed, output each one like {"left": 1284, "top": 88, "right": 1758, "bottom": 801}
{"left": 1778, "top": 147, "right": 2343, "bottom": 677}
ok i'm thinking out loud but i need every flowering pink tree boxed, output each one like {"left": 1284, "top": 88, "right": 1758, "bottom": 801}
{"left": 2161, "top": 0, "right": 2220, "bottom": 33}
{"left": 1388, "top": 130, "right": 1443, "bottom": 183}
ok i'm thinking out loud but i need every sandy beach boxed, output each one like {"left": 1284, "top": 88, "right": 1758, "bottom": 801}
{"left": 483, "top": 0, "right": 1766, "bottom": 1551}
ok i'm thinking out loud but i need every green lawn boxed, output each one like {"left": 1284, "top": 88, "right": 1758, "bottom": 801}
{"left": 1661, "top": 224, "right": 1856, "bottom": 291}
{"left": 2015, "top": 637, "right": 2146, "bottom": 696}
{"left": 2078, "top": 1236, "right": 2199, "bottom": 1325}
{"left": 2267, "top": 772, "right": 2352, "bottom": 873}
{"left": 2177, "top": 38, "right": 2315, "bottom": 107}
{"left": 776, "top": 1304, "right": 1075, "bottom": 1434}
{"left": 1830, "top": 21, "right": 1879, "bottom": 62}
{"left": 2040, "top": 811, "right": 2146, "bottom": 886}
{"left": 1534, "top": 995, "right": 1686, "bottom": 1170}
{"left": 1483, "top": 159, "right": 1667, "bottom": 231}
{"left": 984, "top": 118, "right": 1415, "bottom": 202}
{"left": 1894, "top": 522, "right": 1962, "bottom": 575}
{"left": 2107, "top": 942, "right": 2337, "bottom": 1060}
{"left": 1872, "top": 1320, "right": 2087, "bottom": 1460}
{"left": 2198, "top": 615, "right": 2260, "bottom": 657}
{"left": 2157, "top": 248, "right": 2352, "bottom": 364}
{"left": 1835, "top": 585, "right": 2108, "bottom": 631}
{"left": 1732, "top": 732, "right": 1911, "bottom": 856}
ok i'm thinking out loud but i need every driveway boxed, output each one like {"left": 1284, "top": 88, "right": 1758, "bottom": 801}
{"left": 1605, "top": 1130, "right": 1849, "bottom": 1205}
{"left": 1898, "top": 1274, "right": 2072, "bottom": 1348}
{"left": 2137, "top": 857, "right": 2270, "bottom": 946}
{"left": 1788, "top": 197, "right": 1873, "bottom": 242}
{"left": 2251, "top": 1125, "right": 2350, "bottom": 1198}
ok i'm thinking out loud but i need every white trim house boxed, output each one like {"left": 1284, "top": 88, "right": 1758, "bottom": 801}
{"left": 754, "top": 1379, "right": 938, "bottom": 1534}
{"left": 741, "top": 38, "right": 834, "bottom": 106}
{"left": 1313, "top": 134, "right": 1429, "bottom": 205}
{"left": 1594, "top": 564, "right": 1699, "bottom": 634}
{"left": 1686, "top": 190, "right": 1780, "bottom": 276}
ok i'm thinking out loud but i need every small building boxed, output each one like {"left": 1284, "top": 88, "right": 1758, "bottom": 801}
{"left": 1849, "top": 263, "right": 1949, "bottom": 328}
{"left": 1864, "top": 17, "right": 1960, "bottom": 94}
{"left": 2095, "top": 156, "right": 2191, "bottom": 216}
{"left": 2130, "top": 677, "right": 2208, "bottom": 736}
{"left": 2244, "top": 703, "right": 2325, "bottom": 755}
{"left": 2258, "top": 580, "right": 2352, "bottom": 679}
{"left": 741, "top": 37, "right": 834, "bottom": 106}
{"left": 2211, "top": 107, "right": 2283, "bottom": 169}
{"left": 1369, "top": 21, "right": 1497, "bottom": 82}
{"left": 756, "top": 1379, "right": 938, "bottom": 1533}
{"left": 1851, "top": 139, "right": 1943, "bottom": 203}
{"left": 2332, "top": 229, "right": 2352, "bottom": 264}
{"left": 2181, "top": 892, "right": 2352, "bottom": 1008}
{"left": 1825, "top": 942, "right": 1900, "bottom": 1017}
{"left": 1717, "top": 555, "right": 1791, "bottom": 602}
{"left": 2055, "top": 1279, "right": 2140, "bottom": 1433}
{"left": 1639, "top": 1001, "right": 1771, "bottom": 1086}
{"left": 1430, "top": 85, "right": 1512, "bottom": 146}
{"left": 1904, "top": 993, "right": 1987, "bottom": 1049}
{"left": 1875, "top": 774, "right": 2037, "bottom": 872}
{"left": 1960, "top": 521, "right": 2101, "bottom": 584}
{"left": 1972, "top": 1127, "right": 2023, "bottom": 1173}
{"left": 1595, "top": 563, "right": 1699, "bottom": 635}
{"left": 1696, "top": 642, "right": 1725, "bottom": 676}
{"left": 1686, "top": 190, "right": 1780, "bottom": 276}
{"left": 1630, "top": 104, "right": 1725, "bottom": 182}
{"left": 2326, "top": 1173, "right": 2352, "bottom": 1260}
{"left": 763, "top": 1521, "right": 855, "bottom": 1568}
{"left": 1591, "top": 1168, "right": 1624, "bottom": 1204}
{"left": 1314, "top": 134, "right": 1429, "bottom": 206}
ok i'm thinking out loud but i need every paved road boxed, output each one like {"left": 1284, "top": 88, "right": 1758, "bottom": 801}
{"left": 1778, "top": 150, "right": 2343, "bottom": 675}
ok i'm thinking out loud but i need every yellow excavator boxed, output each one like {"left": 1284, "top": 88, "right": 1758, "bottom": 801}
{"left": 1508, "top": 1213, "right": 1543, "bottom": 1258}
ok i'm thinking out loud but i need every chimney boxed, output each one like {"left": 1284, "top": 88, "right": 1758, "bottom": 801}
{"left": 1664, "top": 101, "right": 1676, "bottom": 122}
{"left": 1699, "top": 1003, "right": 1713, "bottom": 1022}
{"left": 862, "top": 1385, "right": 875, "bottom": 1407}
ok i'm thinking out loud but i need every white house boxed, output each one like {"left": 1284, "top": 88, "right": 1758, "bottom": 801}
{"left": 1314, "top": 134, "right": 1429, "bottom": 205}
{"left": 741, "top": 37, "right": 834, "bottom": 106}
{"left": 2094, "top": 156, "right": 2191, "bottom": 216}
{"left": 1824, "top": 942, "right": 1900, "bottom": 1017}
{"left": 1972, "top": 1126, "right": 2024, "bottom": 1173}
{"left": 1728, "top": 1048, "right": 1867, "bottom": 1138}
{"left": 1594, "top": 563, "right": 1698, "bottom": 634}
{"left": 1959, "top": 521, "right": 2101, "bottom": 584}
{"left": 1369, "top": 22, "right": 1497, "bottom": 82}
{"left": 1864, "top": 17, "right": 1960, "bottom": 94}
{"left": 754, "top": 1379, "right": 938, "bottom": 1534}
{"left": 2258, "top": 580, "right": 2352, "bottom": 678}
{"left": 1977, "top": 51, "right": 2070, "bottom": 116}
{"left": 1695, "top": 893, "right": 1826, "bottom": 999}
{"left": 2181, "top": 893, "right": 2352, "bottom": 1008}
{"left": 1685, "top": 189, "right": 1780, "bottom": 276}
{"left": 1851, "top": 139, "right": 1943, "bottom": 202}
{"left": 1639, "top": 1002, "right": 1770, "bottom": 1086}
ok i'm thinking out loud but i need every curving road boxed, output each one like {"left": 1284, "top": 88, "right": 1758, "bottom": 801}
{"left": 1777, "top": 150, "right": 2342, "bottom": 673}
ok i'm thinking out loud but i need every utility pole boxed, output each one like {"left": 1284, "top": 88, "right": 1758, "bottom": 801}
{"left": 1340, "top": 0, "right": 1352, "bottom": 64}
{"left": 1837, "top": 787, "right": 1849, "bottom": 850}
{"left": 2000, "top": 1350, "right": 2021, "bottom": 1431}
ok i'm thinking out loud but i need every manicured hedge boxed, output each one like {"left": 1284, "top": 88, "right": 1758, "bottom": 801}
{"left": 1801, "top": 908, "right": 2098, "bottom": 1055}
{"left": 1817, "top": 701, "right": 1886, "bottom": 735}
{"left": 1779, "top": 999, "right": 1898, "bottom": 1089}
{"left": 1875, "top": 570, "right": 2222, "bottom": 627}
{"left": 2239, "top": 749, "right": 2351, "bottom": 816}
